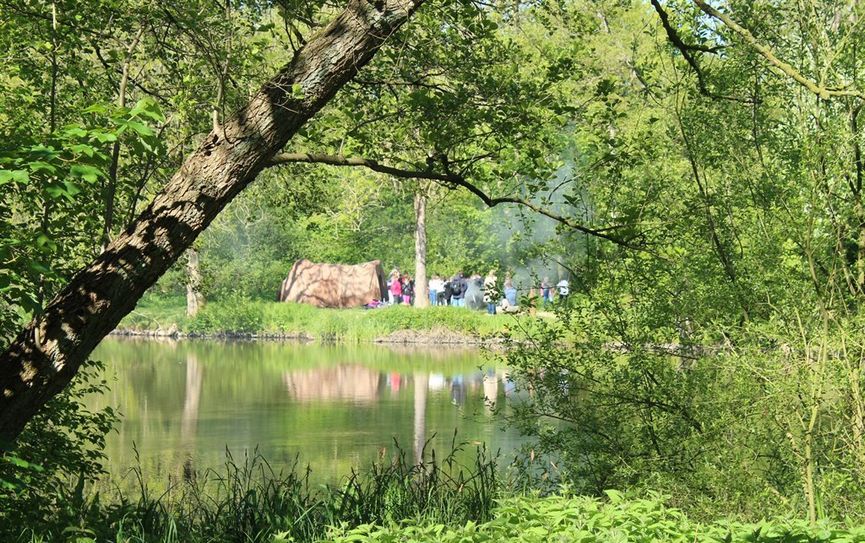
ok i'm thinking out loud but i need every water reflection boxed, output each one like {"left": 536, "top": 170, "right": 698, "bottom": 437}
{"left": 89, "top": 338, "right": 522, "bottom": 484}
{"left": 180, "top": 352, "right": 202, "bottom": 480}
{"left": 283, "top": 365, "right": 382, "bottom": 403}
{"left": 413, "top": 372, "right": 428, "bottom": 464}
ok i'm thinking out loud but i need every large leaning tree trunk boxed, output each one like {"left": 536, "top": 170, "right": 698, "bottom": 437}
{"left": 0, "top": 0, "right": 425, "bottom": 447}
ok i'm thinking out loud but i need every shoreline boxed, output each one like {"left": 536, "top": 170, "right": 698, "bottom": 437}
{"left": 109, "top": 326, "right": 507, "bottom": 346}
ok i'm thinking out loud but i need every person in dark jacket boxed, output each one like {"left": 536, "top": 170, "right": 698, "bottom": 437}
{"left": 442, "top": 280, "right": 453, "bottom": 306}
{"left": 450, "top": 272, "right": 466, "bottom": 307}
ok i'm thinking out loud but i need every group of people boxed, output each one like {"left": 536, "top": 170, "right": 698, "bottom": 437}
{"left": 385, "top": 269, "right": 570, "bottom": 314}
{"left": 387, "top": 270, "right": 416, "bottom": 305}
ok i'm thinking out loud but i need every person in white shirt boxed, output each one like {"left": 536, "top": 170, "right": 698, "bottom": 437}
{"left": 429, "top": 275, "right": 444, "bottom": 306}
{"left": 556, "top": 278, "right": 570, "bottom": 300}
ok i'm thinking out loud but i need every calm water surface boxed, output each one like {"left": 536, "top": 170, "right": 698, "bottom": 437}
{"left": 89, "top": 338, "right": 521, "bottom": 483}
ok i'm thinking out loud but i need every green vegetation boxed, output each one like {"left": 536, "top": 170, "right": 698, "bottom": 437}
{"left": 121, "top": 296, "right": 524, "bottom": 341}
{"left": 323, "top": 494, "right": 865, "bottom": 543}
{"left": 6, "top": 0, "right": 865, "bottom": 540}
{"left": 10, "top": 444, "right": 862, "bottom": 543}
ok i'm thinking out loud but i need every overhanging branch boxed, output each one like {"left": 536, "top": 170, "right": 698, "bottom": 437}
{"left": 268, "top": 152, "right": 643, "bottom": 249}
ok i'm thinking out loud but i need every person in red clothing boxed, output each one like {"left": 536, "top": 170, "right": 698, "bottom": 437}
{"left": 389, "top": 271, "right": 402, "bottom": 305}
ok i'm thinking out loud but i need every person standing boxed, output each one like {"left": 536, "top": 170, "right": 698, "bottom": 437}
{"left": 389, "top": 271, "right": 402, "bottom": 305}
{"left": 541, "top": 276, "right": 552, "bottom": 307}
{"left": 556, "top": 278, "right": 570, "bottom": 302}
{"left": 429, "top": 275, "right": 443, "bottom": 306}
{"left": 503, "top": 278, "right": 517, "bottom": 307}
{"left": 401, "top": 274, "right": 414, "bottom": 305}
{"left": 450, "top": 272, "right": 466, "bottom": 307}
{"left": 483, "top": 269, "right": 498, "bottom": 315}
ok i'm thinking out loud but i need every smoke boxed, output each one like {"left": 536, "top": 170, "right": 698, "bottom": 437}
{"left": 489, "top": 156, "right": 591, "bottom": 293}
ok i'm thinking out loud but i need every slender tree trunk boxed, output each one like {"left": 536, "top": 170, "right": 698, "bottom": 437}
{"left": 850, "top": 106, "right": 865, "bottom": 291}
{"left": 413, "top": 189, "right": 428, "bottom": 308}
{"left": 0, "top": 0, "right": 425, "bottom": 447}
{"left": 848, "top": 360, "right": 865, "bottom": 479}
{"left": 102, "top": 27, "right": 145, "bottom": 251}
{"left": 186, "top": 248, "right": 204, "bottom": 317}
{"left": 38, "top": 2, "right": 59, "bottom": 309}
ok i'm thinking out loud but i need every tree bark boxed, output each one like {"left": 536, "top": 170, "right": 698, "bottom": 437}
{"left": 0, "top": 0, "right": 425, "bottom": 447}
{"left": 185, "top": 248, "right": 204, "bottom": 317}
{"left": 413, "top": 188, "right": 429, "bottom": 308}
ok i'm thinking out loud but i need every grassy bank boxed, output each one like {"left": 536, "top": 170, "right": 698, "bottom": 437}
{"left": 119, "top": 295, "right": 529, "bottom": 342}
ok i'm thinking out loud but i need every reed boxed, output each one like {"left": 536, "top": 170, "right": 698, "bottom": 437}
{"left": 12, "top": 438, "right": 502, "bottom": 543}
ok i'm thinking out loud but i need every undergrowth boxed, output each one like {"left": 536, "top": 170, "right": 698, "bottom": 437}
{"left": 321, "top": 492, "right": 865, "bottom": 543}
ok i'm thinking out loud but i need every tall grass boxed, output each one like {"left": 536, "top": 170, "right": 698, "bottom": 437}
{"left": 12, "top": 439, "right": 501, "bottom": 543}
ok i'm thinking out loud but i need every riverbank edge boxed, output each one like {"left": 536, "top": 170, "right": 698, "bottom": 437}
{"left": 109, "top": 325, "right": 508, "bottom": 346}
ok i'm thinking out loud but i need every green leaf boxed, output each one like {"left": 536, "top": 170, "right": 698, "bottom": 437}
{"left": 70, "top": 144, "right": 98, "bottom": 157}
{"left": 291, "top": 83, "right": 305, "bottom": 99}
{"left": 44, "top": 180, "right": 81, "bottom": 201}
{"left": 70, "top": 164, "right": 103, "bottom": 183}
{"left": 63, "top": 125, "right": 88, "bottom": 138}
{"left": 0, "top": 169, "right": 29, "bottom": 185}
{"left": 91, "top": 131, "right": 118, "bottom": 144}
{"left": 27, "top": 260, "right": 52, "bottom": 274}
{"left": 83, "top": 103, "right": 109, "bottom": 114}
{"left": 125, "top": 120, "right": 155, "bottom": 137}
{"left": 128, "top": 97, "right": 164, "bottom": 122}
{"left": 27, "top": 161, "right": 58, "bottom": 174}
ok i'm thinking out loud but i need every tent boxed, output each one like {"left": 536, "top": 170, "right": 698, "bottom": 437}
{"left": 278, "top": 259, "right": 388, "bottom": 308}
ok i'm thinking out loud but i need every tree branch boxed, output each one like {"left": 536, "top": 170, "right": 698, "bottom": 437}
{"left": 692, "top": 0, "right": 865, "bottom": 101}
{"left": 268, "top": 152, "right": 643, "bottom": 249}
{"left": 650, "top": 0, "right": 753, "bottom": 104}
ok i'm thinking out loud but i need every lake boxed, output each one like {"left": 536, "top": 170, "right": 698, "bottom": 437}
{"left": 88, "top": 338, "right": 522, "bottom": 485}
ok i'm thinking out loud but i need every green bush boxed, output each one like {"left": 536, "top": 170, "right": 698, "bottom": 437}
{"left": 0, "top": 361, "right": 118, "bottom": 539}
{"left": 188, "top": 298, "right": 264, "bottom": 334}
